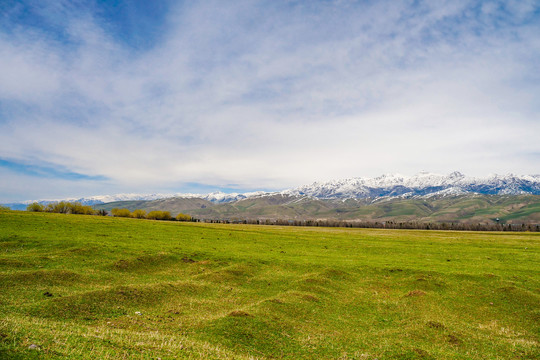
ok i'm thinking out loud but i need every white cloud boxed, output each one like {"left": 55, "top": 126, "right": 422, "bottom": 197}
{"left": 1, "top": 0, "right": 539, "bottom": 201}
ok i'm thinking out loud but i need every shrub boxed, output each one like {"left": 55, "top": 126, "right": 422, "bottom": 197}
{"left": 111, "top": 208, "right": 131, "bottom": 217}
{"left": 0, "top": 205, "right": 10, "bottom": 211}
{"left": 27, "top": 203, "right": 44, "bottom": 212}
{"left": 176, "top": 213, "right": 192, "bottom": 222}
{"left": 147, "top": 211, "right": 172, "bottom": 220}
{"left": 44, "top": 201, "right": 95, "bottom": 215}
{"left": 97, "top": 209, "right": 108, "bottom": 216}
{"left": 45, "top": 201, "right": 70, "bottom": 214}
{"left": 131, "top": 209, "right": 147, "bottom": 219}
{"left": 69, "top": 203, "right": 95, "bottom": 215}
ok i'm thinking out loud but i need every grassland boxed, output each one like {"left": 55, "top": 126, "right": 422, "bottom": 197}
{"left": 0, "top": 210, "right": 539, "bottom": 359}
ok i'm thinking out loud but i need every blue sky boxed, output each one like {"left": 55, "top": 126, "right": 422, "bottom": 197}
{"left": 1, "top": 0, "right": 539, "bottom": 202}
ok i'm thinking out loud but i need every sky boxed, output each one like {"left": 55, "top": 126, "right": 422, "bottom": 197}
{"left": 1, "top": 0, "right": 539, "bottom": 202}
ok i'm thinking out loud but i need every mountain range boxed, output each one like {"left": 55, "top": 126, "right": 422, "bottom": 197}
{"left": 4, "top": 172, "right": 539, "bottom": 225}
{"left": 4, "top": 172, "right": 540, "bottom": 211}
{"left": 283, "top": 172, "right": 540, "bottom": 199}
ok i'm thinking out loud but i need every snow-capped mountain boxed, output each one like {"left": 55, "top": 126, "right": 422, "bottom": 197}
{"left": 3, "top": 191, "right": 268, "bottom": 210}
{"left": 283, "top": 172, "right": 540, "bottom": 199}
{"left": 3, "top": 172, "right": 539, "bottom": 210}
{"left": 75, "top": 191, "right": 268, "bottom": 205}
{"left": 197, "top": 191, "right": 268, "bottom": 203}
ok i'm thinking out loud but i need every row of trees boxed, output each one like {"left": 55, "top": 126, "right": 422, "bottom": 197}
{"left": 110, "top": 208, "right": 194, "bottom": 221}
{"left": 201, "top": 218, "right": 540, "bottom": 232}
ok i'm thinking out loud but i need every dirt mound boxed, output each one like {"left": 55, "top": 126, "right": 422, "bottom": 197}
{"left": 405, "top": 290, "right": 426, "bottom": 297}
{"left": 301, "top": 294, "right": 320, "bottom": 302}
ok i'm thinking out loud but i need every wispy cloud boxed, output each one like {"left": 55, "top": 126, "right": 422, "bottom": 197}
{"left": 1, "top": 0, "right": 539, "bottom": 201}
{"left": 0, "top": 158, "right": 107, "bottom": 181}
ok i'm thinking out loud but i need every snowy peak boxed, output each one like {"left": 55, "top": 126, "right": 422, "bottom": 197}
{"left": 198, "top": 191, "right": 268, "bottom": 203}
{"left": 448, "top": 171, "right": 466, "bottom": 180}
{"left": 284, "top": 172, "right": 540, "bottom": 199}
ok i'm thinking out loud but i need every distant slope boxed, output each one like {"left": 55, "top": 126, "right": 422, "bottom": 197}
{"left": 94, "top": 197, "right": 213, "bottom": 213}
{"left": 95, "top": 194, "right": 540, "bottom": 224}
{"left": 4, "top": 172, "right": 540, "bottom": 210}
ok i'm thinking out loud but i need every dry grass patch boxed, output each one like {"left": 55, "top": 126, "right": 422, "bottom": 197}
{"left": 405, "top": 290, "right": 427, "bottom": 297}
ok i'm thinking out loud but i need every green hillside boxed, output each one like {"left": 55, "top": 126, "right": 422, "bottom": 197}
{"left": 94, "top": 194, "right": 540, "bottom": 224}
{"left": 95, "top": 197, "right": 213, "bottom": 213}
{"left": 1, "top": 211, "right": 539, "bottom": 359}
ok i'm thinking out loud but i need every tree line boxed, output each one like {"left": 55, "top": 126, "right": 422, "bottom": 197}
{"left": 201, "top": 218, "right": 540, "bottom": 232}
{"left": 26, "top": 202, "right": 195, "bottom": 222}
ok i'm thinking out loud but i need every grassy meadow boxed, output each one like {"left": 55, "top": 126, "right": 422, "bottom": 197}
{"left": 0, "top": 210, "right": 539, "bottom": 359}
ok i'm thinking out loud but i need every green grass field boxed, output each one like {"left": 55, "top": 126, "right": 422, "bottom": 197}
{"left": 1, "top": 211, "right": 539, "bottom": 359}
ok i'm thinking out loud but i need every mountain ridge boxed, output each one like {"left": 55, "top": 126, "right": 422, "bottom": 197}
{"left": 3, "top": 172, "right": 540, "bottom": 210}
{"left": 282, "top": 172, "right": 540, "bottom": 199}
